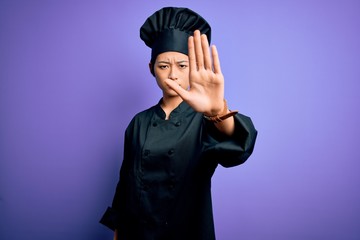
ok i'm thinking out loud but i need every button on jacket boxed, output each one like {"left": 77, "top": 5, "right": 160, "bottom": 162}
{"left": 100, "top": 100, "right": 257, "bottom": 240}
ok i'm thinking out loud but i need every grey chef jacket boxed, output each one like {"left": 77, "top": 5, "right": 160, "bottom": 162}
{"left": 100, "top": 99, "right": 257, "bottom": 240}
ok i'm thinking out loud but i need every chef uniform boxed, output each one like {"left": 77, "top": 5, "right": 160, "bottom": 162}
{"left": 100, "top": 7, "right": 257, "bottom": 240}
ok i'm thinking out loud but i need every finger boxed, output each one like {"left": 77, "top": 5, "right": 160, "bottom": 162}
{"left": 194, "top": 30, "right": 204, "bottom": 69}
{"left": 211, "top": 45, "right": 222, "bottom": 74}
{"left": 164, "top": 79, "right": 191, "bottom": 100}
{"left": 188, "top": 36, "right": 197, "bottom": 72}
{"left": 201, "top": 34, "right": 212, "bottom": 70}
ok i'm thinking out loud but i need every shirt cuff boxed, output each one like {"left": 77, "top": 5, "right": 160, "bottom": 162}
{"left": 99, "top": 206, "right": 120, "bottom": 231}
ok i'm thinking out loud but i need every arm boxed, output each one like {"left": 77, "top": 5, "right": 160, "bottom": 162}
{"left": 99, "top": 123, "right": 133, "bottom": 232}
{"left": 204, "top": 99, "right": 237, "bottom": 136}
{"left": 213, "top": 111, "right": 235, "bottom": 136}
{"left": 204, "top": 112, "right": 257, "bottom": 167}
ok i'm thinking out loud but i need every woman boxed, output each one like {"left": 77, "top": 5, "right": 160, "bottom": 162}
{"left": 100, "top": 7, "right": 257, "bottom": 240}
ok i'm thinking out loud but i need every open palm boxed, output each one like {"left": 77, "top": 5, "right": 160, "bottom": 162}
{"left": 164, "top": 30, "right": 225, "bottom": 116}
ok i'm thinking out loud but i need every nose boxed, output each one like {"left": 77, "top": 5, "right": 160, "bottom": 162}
{"left": 168, "top": 67, "right": 178, "bottom": 80}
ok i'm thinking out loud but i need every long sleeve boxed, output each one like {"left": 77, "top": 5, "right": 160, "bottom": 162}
{"left": 99, "top": 120, "right": 135, "bottom": 231}
{"left": 99, "top": 102, "right": 258, "bottom": 239}
{"left": 202, "top": 113, "right": 257, "bottom": 167}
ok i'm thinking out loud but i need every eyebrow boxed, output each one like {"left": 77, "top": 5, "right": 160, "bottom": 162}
{"left": 157, "top": 60, "right": 189, "bottom": 64}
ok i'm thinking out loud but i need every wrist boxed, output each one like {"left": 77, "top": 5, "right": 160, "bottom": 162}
{"left": 204, "top": 99, "right": 238, "bottom": 123}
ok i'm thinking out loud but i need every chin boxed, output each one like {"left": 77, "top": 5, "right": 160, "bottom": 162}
{"left": 166, "top": 92, "right": 179, "bottom": 98}
{"left": 163, "top": 89, "right": 179, "bottom": 97}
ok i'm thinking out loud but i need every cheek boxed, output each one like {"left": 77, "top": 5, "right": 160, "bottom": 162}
{"left": 154, "top": 74, "right": 167, "bottom": 90}
{"left": 155, "top": 72, "right": 167, "bottom": 84}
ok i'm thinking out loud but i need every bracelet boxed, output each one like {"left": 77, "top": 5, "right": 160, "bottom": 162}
{"left": 203, "top": 99, "right": 238, "bottom": 123}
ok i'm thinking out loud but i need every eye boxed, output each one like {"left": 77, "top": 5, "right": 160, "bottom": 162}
{"left": 179, "top": 64, "right": 188, "bottom": 69}
{"left": 158, "top": 65, "right": 169, "bottom": 70}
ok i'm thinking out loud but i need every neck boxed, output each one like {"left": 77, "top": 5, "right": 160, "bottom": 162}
{"left": 161, "top": 95, "right": 183, "bottom": 119}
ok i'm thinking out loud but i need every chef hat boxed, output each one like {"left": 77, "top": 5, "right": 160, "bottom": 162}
{"left": 140, "top": 7, "right": 211, "bottom": 65}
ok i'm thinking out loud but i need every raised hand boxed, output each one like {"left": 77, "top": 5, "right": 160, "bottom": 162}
{"left": 164, "top": 30, "right": 225, "bottom": 116}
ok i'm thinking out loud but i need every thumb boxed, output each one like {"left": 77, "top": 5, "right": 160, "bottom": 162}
{"left": 164, "top": 79, "right": 190, "bottom": 100}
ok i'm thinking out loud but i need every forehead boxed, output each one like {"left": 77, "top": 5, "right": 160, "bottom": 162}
{"left": 156, "top": 51, "right": 189, "bottom": 62}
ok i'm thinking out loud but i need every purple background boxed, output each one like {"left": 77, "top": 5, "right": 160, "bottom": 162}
{"left": 1, "top": 0, "right": 359, "bottom": 239}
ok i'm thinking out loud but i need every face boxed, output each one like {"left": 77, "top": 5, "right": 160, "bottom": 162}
{"left": 152, "top": 51, "right": 189, "bottom": 97}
